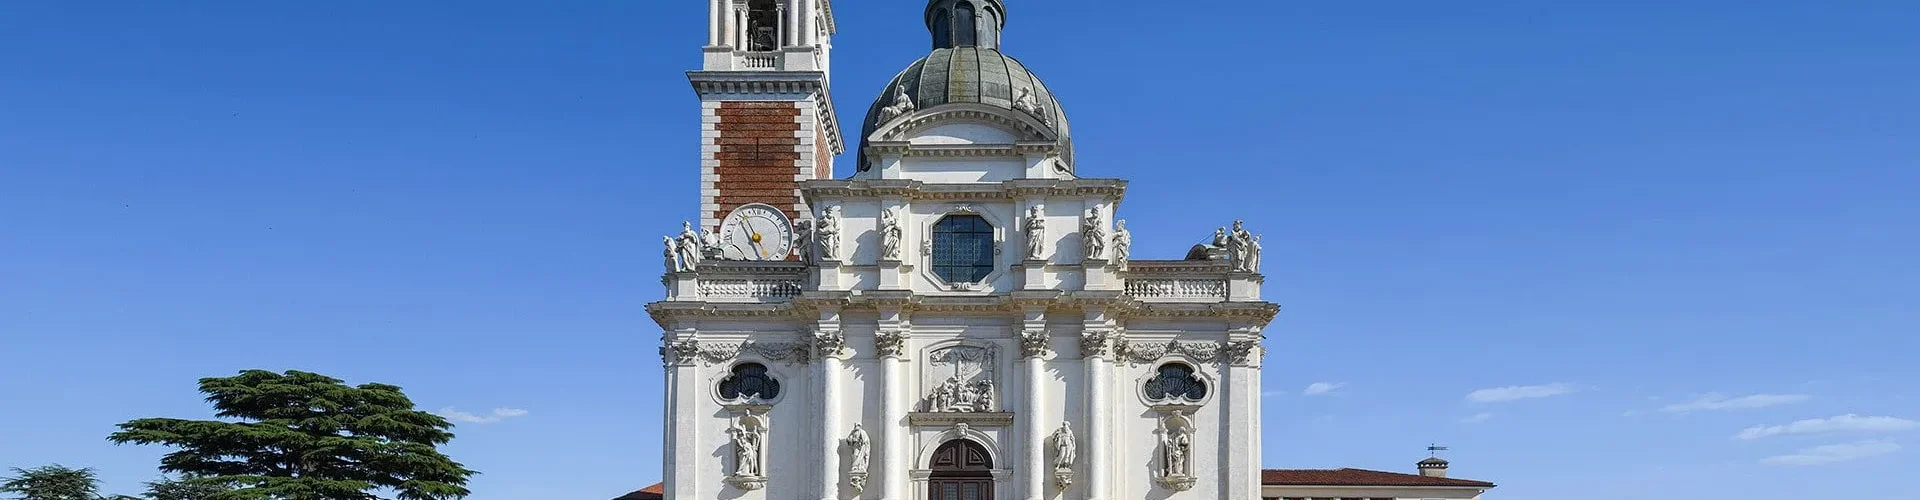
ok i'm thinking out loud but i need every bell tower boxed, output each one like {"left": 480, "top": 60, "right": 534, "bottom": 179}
{"left": 690, "top": 0, "right": 844, "bottom": 232}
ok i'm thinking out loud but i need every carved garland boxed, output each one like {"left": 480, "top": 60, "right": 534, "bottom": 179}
{"left": 1117, "top": 340, "right": 1230, "bottom": 366}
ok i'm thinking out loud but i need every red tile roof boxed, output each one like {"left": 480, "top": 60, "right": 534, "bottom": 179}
{"left": 1261, "top": 468, "right": 1495, "bottom": 488}
{"left": 612, "top": 483, "right": 664, "bottom": 500}
{"left": 617, "top": 469, "right": 1492, "bottom": 498}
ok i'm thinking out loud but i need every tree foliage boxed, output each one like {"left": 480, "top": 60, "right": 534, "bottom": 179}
{"left": 108, "top": 370, "right": 475, "bottom": 500}
{"left": 141, "top": 476, "right": 230, "bottom": 500}
{"left": 0, "top": 465, "right": 122, "bottom": 500}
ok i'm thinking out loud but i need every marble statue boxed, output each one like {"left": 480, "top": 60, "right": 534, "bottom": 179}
{"left": 664, "top": 235, "right": 684, "bottom": 273}
{"left": 877, "top": 84, "right": 916, "bottom": 124}
{"left": 879, "top": 207, "right": 903, "bottom": 261}
{"left": 1051, "top": 421, "right": 1076, "bottom": 470}
{"left": 1013, "top": 86, "right": 1047, "bottom": 124}
{"left": 817, "top": 205, "right": 843, "bottom": 262}
{"left": 845, "top": 424, "right": 870, "bottom": 475}
{"left": 1227, "top": 220, "right": 1256, "bottom": 272}
{"left": 1113, "top": 219, "right": 1132, "bottom": 270}
{"left": 926, "top": 376, "right": 998, "bottom": 413}
{"left": 1082, "top": 206, "right": 1106, "bottom": 260}
{"left": 1025, "top": 204, "right": 1047, "bottom": 260}
{"left": 702, "top": 229, "right": 724, "bottom": 260}
{"left": 1247, "top": 234, "right": 1262, "bottom": 273}
{"left": 1162, "top": 427, "right": 1192, "bottom": 478}
{"left": 676, "top": 222, "right": 704, "bottom": 271}
{"left": 794, "top": 218, "right": 814, "bottom": 262}
{"left": 731, "top": 425, "right": 762, "bottom": 477}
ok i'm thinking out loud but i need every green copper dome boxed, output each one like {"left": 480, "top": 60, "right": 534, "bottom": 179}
{"left": 856, "top": 2, "right": 1073, "bottom": 173}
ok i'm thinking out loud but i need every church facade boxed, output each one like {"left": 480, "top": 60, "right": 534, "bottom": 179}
{"left": 648, "top": 2, "right": 1492, "bottom": 500}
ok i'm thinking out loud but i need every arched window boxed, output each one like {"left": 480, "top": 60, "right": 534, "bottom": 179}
{"left": 928, "top": 439, "right": 993, "bottom": 500}
{"left": 1143, "top": 362, "right": 1207, "bottom": 402}
{"left": 931, "top": 215, "right": 995, "bottom": 284}
{"left": 718, "top": 363, "right": 781, "bottom": 401}
{"left": 953, "top": 3, "right": 977, "bottom": 47}
{"left": 978, "top": 6, "right": 1000, "bottom": 50}
{"left": 931, "top": 8, "right": 952, "bottom": 48}
{"left": 746, "top": 0, "right": 780, "bottom": 51}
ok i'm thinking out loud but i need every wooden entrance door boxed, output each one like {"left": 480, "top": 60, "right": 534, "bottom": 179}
{"left": 927, "top": 439, "right": 993, "bottom": 500}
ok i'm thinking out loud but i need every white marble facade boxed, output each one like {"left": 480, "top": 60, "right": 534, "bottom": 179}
{"left": 653, "top": 106, "right": 1276, "bottom": 500}
{"left": 656, "top": 2, "right": 1277, "bottom": 500}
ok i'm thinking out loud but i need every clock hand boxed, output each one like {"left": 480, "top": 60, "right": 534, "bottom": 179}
{"left": 745, "top": 220, "right": 766, "bottom": 259}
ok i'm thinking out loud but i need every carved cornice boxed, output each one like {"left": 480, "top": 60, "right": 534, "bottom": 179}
{"left": 1128, "top": 302, "right": 1281, "bottom": 322}
{"left": 870, "top": 104, "right": 1057, "bottom": 143}
{"left": 802, "top": 179, "right": 1128, "bottom": 203}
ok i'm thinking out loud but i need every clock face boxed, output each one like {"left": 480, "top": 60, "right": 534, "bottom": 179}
{"left": 718, "top": 204, "right": 796, "bottom": 261}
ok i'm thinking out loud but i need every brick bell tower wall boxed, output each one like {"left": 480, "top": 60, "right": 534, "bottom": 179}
{"left": 699, "top": 99, "right": 828, "bottom": 230}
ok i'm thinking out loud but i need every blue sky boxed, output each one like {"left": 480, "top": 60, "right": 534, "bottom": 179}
{"left": 2, "top": 1, "right": 1916, "bottom": 499}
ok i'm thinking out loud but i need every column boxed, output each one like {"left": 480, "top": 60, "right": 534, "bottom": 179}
{"left": 882, "top": 347, "right": 908, "bottom": 500}
{"left": 819, "top": 354, "right": 844, "bottom": 500}
{"left": 799, "top": 0, "right": 815, "bottom": 46}
{"left": 784, "top": 0, "right": 800, "bottom": 47}
{"left": 1081, "top": 322, "right": 1114, "bottom": 500}
{"left": 708, "top": 0, "right": 722, "bottom": 46}
{"left": 1226, "top": 333, "right": 1265, "bottom": 500}
{"left": 1023, "top": 350, "right": 1046, "bottom": 500}
{"left": 664, "top": 333, "right": 703, "bottom": 500}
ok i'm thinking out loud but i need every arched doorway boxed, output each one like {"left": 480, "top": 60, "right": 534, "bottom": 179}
{"left": 927, "top": 439, "right": 993, "bottom": 500}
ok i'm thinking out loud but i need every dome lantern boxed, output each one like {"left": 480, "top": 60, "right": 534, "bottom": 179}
{"left": 925, "top": 0, "right": 1007, "bottom": 50}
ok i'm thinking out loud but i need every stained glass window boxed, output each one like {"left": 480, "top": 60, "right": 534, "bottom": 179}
{"left": 932, "top": 215, "right": 995, "bottom": 284}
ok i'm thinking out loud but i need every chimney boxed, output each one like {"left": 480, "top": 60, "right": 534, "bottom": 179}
{"left": 1418, "top": 457, "right": 1450, "bottom": 478}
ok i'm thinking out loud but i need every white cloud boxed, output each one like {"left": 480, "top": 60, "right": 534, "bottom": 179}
{"left": 1760, "top": 440, "right": 1902, "bottom": 466}
{"left": 1303, "top": 382, "right": 1346, "bottom": 396}
{"left": 437, "top": 407, "right": 530, "bottom": 424}
{"left": 1661, "top": 393, "right": 1810, "bottom": 413}
{"left": 1737, "top": 414, "right": 1918, "bottom": 440}
{"left": 1461, "top": 412, "right": 1494, "bottom": 424}
{"left": 1467, "top": 383, "right": 1575, "bottom": 403}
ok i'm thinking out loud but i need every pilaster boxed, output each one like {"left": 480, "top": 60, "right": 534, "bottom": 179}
{"left": 1080, "top": 311, "right": 1118, "bottom": 500}
{"left": 1018, "top": 305, "right": 1050, "bottom": 500}
{"left": 877, "top": 304, "right": 912, "bottom": 500}
{"left": 813, "top": 307, "right": 847, "bottom": 500}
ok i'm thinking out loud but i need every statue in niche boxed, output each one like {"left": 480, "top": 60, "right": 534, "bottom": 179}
{"left": 816, "top": 205, "right": 843, "bottom": 263}
{"left": 1051, "top": 422, "right": 1076, "bottom": 470}
{"left": 879, "top": 207, "right": 904, "bottom": 261}
{"left": 675, "top": 222, "right": 704, "bottom": 271}
{"left": 877, "top": 85, "right": 917, "bottom": 124}
{"left": 1113, "top": 219, "right": 1132, "bottom": 270}
{"left": 1025, "top": 204, "right": 1047, "bottom": 261}
{"left": 1161, "top": 426, "right": 1191, "bottom": 478}
{"left": 730, "top": 424, "right": 762, "bottom": 477}
{"left": 1082, "top": 206, "right": 1106, "bottom": 261}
